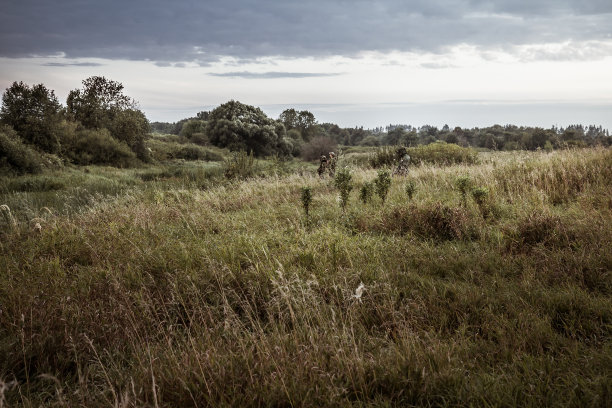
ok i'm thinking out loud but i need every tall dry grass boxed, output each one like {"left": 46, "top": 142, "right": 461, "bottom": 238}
{"left": 0, "top": 148, "right": 610, "bottom": 407}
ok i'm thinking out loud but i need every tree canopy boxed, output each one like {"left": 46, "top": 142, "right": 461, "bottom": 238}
{"left": 0, "top": 81, "right": 63, "bottom": 153}
{"left": 207, "top": 100, "right": 290, "bottom": 157}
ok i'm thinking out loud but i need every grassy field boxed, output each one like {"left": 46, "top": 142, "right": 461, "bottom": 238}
{"left": 1, "top": 147, "right": 611, "bottom": 407}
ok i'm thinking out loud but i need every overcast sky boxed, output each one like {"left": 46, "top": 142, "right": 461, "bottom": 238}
{"left": 1, "top": 0, "right": 611, "bottom": 128}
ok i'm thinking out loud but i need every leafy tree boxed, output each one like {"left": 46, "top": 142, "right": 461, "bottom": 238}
{"left": 207, "top": 100, "right": 289, "bottom": 157}
{"left": 0, "top": 126, "right": 45, "bottom": 174}
{"left": 0, "top": 81, "right": 63, "bottom": 153}
{"left": 67, "top": 76, "right": 137, "bottom": 129}
{"left": 300, "top": 136, "right": 338, "bottom": 161}
{"left": 280, "top": 108, "right": 317, "bottom": 140}
{"left": 67, "top": 76, "right": 149, "bottom": 160}
{"left": 109, "top": 109, "right": 150, "bottom": 160}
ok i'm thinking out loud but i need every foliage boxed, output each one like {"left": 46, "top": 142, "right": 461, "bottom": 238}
{"left": 224, "top": 150, "right": 257, "bottom": 179}
{"left": 368, "top": 146, "right": 396, "bottom": 168}
{"left": 67, "top": 76, "right": 137, "bottom": 129}
{"left": 301, "top": 186, "right": 312, "bottom": 218}
{"left": 207, "top": 100, "right": 289, "bottom": 157}
{"left": 0, "top": 126, "right": 45, "bottom": 174}
{"left": 0, "top": 81, "right": 63, "bottom": 153}
{"left": 408, "top": 141, "right": 478, "bottom": 165}
{"left": 374, "top": 169, "right": 392, "bottom": 204}
{"left": 405, "top": 180, "right": 416, "bottom": 200}
{"left": 279, "top": 108, "right": 317, "bottom": 141}
{"left": 67, "top": 76, "right": 149, "bottom": 160}
{"left": 68, "top": 128, "right": 138, "bottom": 167}
{"left": 359, "top": 181, "right": 374, "bottom": 204}
{"left": 455, "top": 175, "right": 472, "bottom": 205}
{"left": 0, "top": 148, "right": 611, "bottom": 406}
{"left": 334, "top": 167, "right": 353, "bottom": 210}
{"left": 300, "top": 136, "right": 338, "bottom": 161}
{"left": 179, "top": 119, "right": 207, "bottom": 141}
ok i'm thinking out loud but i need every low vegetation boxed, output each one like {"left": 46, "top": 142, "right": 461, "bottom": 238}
{"left": 1, "top": 146, "right": 610, "bottom": 407}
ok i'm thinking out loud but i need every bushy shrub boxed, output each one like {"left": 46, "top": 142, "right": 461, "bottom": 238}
{"left": 359, "top": 182, "right": 374, "bottom": 204}
{"left": 407, "top": 142, "right": 478, "bottom": 166}
{"left": 69, "top": 128, "right": 138, "bottom": 167}
{"left": 506, "top": 212, "right": 573, "bottom": 252}
{"left": 375, "top": 202, "right": 478, "bottom": 241}
{"left": 0, "top": 127, "right": 44, "bottom": 174}
{"left": 334, "top": 167, "right": 353, "bottom": 210}
{"left": 301, "top": 136, "right": 338, "bottom": 161}
{"left": 224, "top": 150, "right": 257, "bottom": 179}
{"left": 374, "top": 170, "right": 392, "bottom": 204}
{"left": 368, "top": 146, "right": 396, "bottom": 168}
{"left": 405, "top": 180, "right": 416, "bottom": 200}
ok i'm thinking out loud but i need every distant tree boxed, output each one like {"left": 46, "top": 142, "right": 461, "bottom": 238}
{"left": 67, "top": 76, "right": 137, "bottom": 130}
{"left": 179, "top": 119, "right": 207, "bottom": 140}
{"left": 279, "top": 108, "right": 317, "bottom": 140}
{"left": 207, "top": 100, "right": 289, "bottom": 157}
{"left": 384, "top": 128, "right": 405, "bottom": 145}
{"left": 67, "top": 76, "right": 149, "bottom": 160}
{"left": 359, "top": 135, "right": 380, "bottom": 146}
{"left": 109, "top": 109, "right": 150, "bottom": 159}
{"left": 0, "top": 81, "right": 63, "bottom": 153}
{"left": 300, "top": 136, "right": 337, "bottom": 161}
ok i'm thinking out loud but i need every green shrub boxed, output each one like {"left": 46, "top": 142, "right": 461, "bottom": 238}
{"left": 69, "top": 128, "right": 138, "bottom": 167}
{"left": 405, "top": 180, "right": 416, "bottom": 200}
{"left": 408, "top": 142, "right": 478, "bottom": 166}
{"left": 368, "top": 146, "right": 396, "bottom": 168}
{"left": 301, "top": 186, "right": 312, "bottom": 219}
{"left": 224, "top": 150, "right": 257, "bottom": 179}
{"left": 334, "top": 167, "right": 353, "bottom": 211}
{"left": 374, "top": 170, "right": 392, "bottom": 204}
{"left": 0, "top": 127, "right": 44, "bottom": 174}
{"left": 456, "top": 176, "right": 472, "bottom": 205}
{"left": 359, "top": 182, "right": 374, "bottom": 204}
{"left": 383, "top": 202, "right": 477, "bottom": 240}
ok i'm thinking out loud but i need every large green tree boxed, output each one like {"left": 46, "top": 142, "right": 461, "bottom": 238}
{"left": 0, "top": 81, "right": 63, "bottom": 153}
{"left": 279, "top": 108, "right": 317, "bottom": 140}
{"left": 67, "top": 76, "right": 149, "bottom": 160}
{"left": 67, "top": 76, "right": 137, "bottom": 129}
{"left": 207, "top": 100, "right": 290, "bottom": 157}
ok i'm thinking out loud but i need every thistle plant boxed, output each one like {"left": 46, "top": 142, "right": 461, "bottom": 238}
{"left": 359, "top": 182, "right": 373, "bottom": 204}
{"left": 405, "top": 180, "right": 416, "bottom": 200}
{"left": 472, "top": 186, "right": 489, "bottom": 217}
{"left": 301, "top": 186, "right": 312, "bottom": 219}
{"left": 374, "top": 170, "right": 391, "bottom": 204}
{"left": 456, "top": 175, "right": 472, "bottom": 206}
{"left": 334, "top": 167, "right": 353, "bottom": 211}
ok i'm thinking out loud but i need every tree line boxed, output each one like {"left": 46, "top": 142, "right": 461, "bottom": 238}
{"left": 1, "top": 76, "right": 149, "bottom": 173}
{"left": 2, "top": 76, "right": 610, "bottom": 175}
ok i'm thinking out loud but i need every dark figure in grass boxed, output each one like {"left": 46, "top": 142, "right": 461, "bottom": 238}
{"left": 318, "top": 155, "right": 328, "bottom": 177}
{"left": 393, "top": 147, "right": 410, "bottom": 176}
{"left": 328, "top": 152, "right": 337, "bottom": 177}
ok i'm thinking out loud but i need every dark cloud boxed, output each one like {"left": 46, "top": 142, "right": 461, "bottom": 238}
{"left": 42, "top": 62, "right": 104, "bottom": 67}
{"left": 1, "top": 0, "right": 610, "bottom": 63}
{"left": 208, "top": 71, "right": 341, "bottom": 79}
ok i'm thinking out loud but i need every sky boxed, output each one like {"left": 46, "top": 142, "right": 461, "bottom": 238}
{"left": 1, "top": 0, "right": 611, "bottom": 129}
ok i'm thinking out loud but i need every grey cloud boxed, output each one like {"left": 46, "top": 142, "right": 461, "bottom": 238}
{"left": 1, "top": 0, "right": 611, "bottom": 62}
{"left": 42, "top": 62, "right": 104, "bottom": 67}
{"left": 420, "top": 62, "right": 456, "bottom": 69}
{"left": 208, "top": 71, "right": 341, "bottom": 79}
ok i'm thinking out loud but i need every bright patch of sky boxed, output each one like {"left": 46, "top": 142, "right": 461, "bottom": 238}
{"left": 1, "top": 0, "right": 611, "bottom": 129}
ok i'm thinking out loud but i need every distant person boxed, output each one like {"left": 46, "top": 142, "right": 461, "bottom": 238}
{"left": 318, "top": 155, "right": 328, "bottom": 177}
{"left": 393, "top": 147, "right": 410, "bottom": 176}
{"left": 328, "top": 152, "right": 337, "bottom": 176}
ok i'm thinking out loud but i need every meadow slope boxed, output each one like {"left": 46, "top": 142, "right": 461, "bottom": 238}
{"left": 1, "top": 148, "right": 611, "bottom": 407}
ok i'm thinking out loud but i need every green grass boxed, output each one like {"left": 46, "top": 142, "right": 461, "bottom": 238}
{"left": 0, "top": 148, "right": 611, "bottom": 407}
